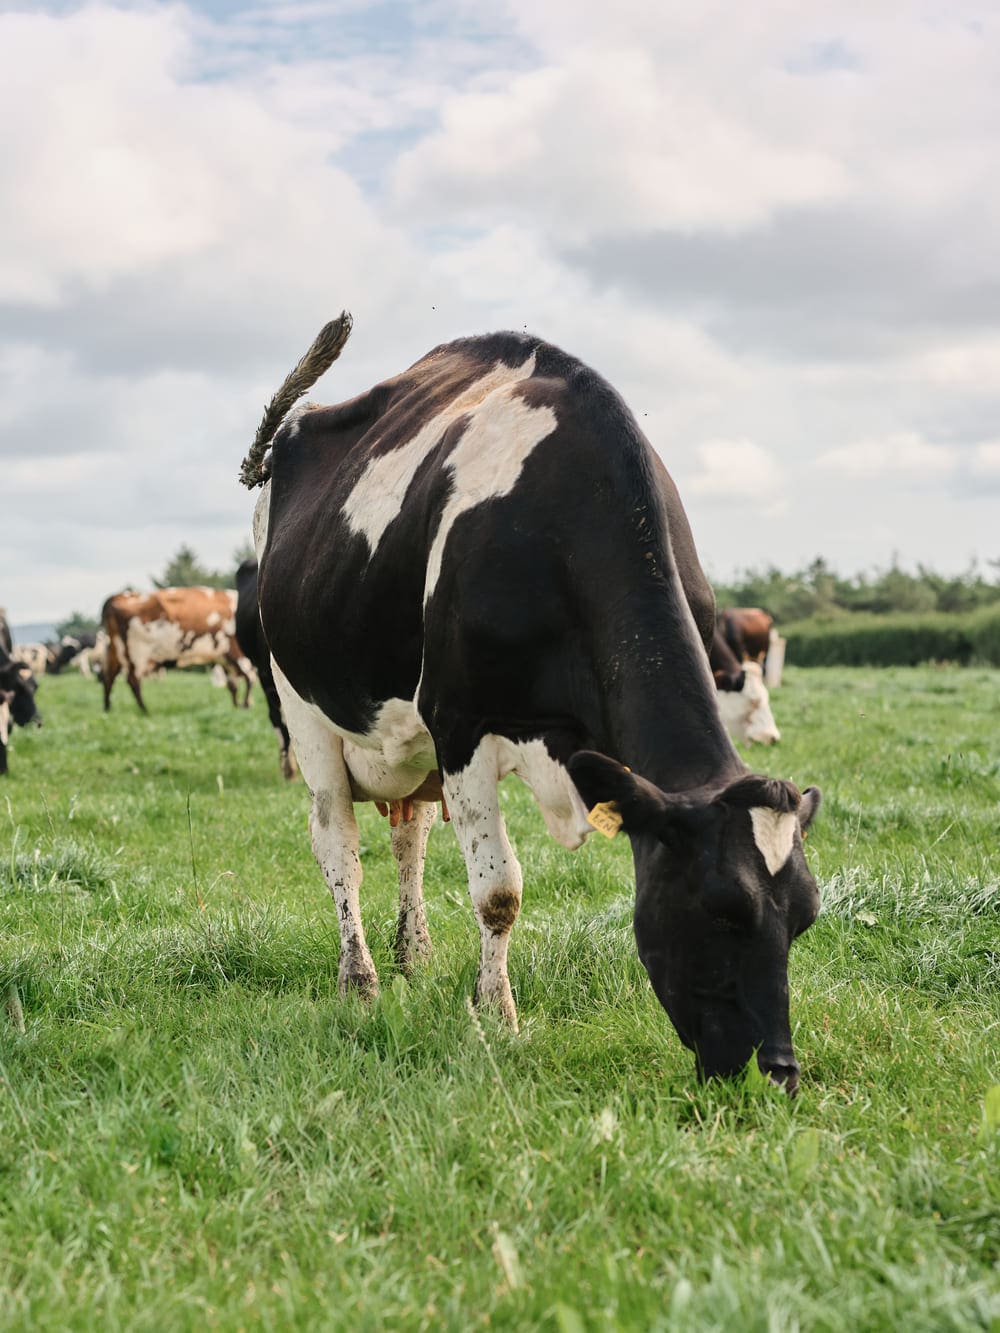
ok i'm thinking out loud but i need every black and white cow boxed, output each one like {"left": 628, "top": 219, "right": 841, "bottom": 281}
{"left": 235, "top": 559, "right": 296, "bottom": 779}
{"left": 12, "top": 642, "right": 53, "bottom": 676}
{"left": 46, "top": 632, "right": 98, "bottom": 674}
{"left": 241, "top": 315, "right": 822, "bottom": 1090}
{"left": 0, "top": 643, "right": 40, "bottom": 776}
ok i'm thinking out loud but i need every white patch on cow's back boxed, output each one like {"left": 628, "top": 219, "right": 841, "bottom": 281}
{"left": 750, "top": 807, "right": 797, "bottom": 875}
{"left": 207, "top": 611, "right": 221, "bottom": 627}
{"left": 423, "top": 389, "right": 557, "bottom": 604}
{"left": 343, "top": 354, "right": 537, "bottom": 553}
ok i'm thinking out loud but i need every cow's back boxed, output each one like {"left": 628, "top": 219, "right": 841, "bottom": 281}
{"left": 259, "top": 332, "right": 724, "bottom": 778}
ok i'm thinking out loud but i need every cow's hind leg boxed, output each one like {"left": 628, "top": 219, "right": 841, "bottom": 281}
{"left": 272, "top": 664, "right": 377, "bottom": 998}
{"left": 443, "top": 738, "right": 523, "bottom": 1030}
{"left": 391, "top": 800, "right": 436, "bottom": 975}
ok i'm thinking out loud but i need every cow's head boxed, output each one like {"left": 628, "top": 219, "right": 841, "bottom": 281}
{"left": 569, "top": 752, "right": 821, "bottom": 1093}
{"left": 717, "top": 662, "right": 780, "bottom": 745}
{"left": 0, "top": 661, "right": 40, "bottom": 728}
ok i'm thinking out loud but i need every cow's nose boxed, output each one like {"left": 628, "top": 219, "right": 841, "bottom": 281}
{"left": 760, "top": 1055, "right": 799, "bottom": 1096}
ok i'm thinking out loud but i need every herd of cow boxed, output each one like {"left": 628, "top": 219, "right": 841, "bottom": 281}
{"left": 5, "top": 314, "right": 824, "bottom": 1092}
{"left": 0, "top": 591, "right": 781, "bottom": 781}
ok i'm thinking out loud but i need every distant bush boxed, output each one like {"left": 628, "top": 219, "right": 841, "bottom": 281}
{"left": 712, "top": 556, "right": 1000, "bottom": 622}
{"left": 782, "top": 608, "right": 1000, "bottom": 667}
{"left": 967, "top": 603, "right": 1000, "bottom": 665}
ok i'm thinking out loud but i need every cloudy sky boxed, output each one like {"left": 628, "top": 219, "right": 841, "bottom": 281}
{"left": 2, "top": 0, "right": 999, "bottom": 624}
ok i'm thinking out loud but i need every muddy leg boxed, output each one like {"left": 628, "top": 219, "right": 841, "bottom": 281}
{"left": 391, "top": 800, "right": 437, "bottom": 975}
{"left": 443, "top": 738, "right": 522, "bottom": 1030}
{"left": 273, "top": 664, "right": 377, "bottom": 998}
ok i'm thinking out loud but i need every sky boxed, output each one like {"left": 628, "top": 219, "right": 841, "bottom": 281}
{"left": 2, "top": 0, "right": 999, "bottom": 624}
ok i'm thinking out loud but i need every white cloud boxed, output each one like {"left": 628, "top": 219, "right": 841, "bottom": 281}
{"left": 391, "top": 48, "right": 849, "bottom": 240}
{"left": 685, "top": 439, "right": 787, "bottom": 512}
{"left": 815, "top": 432, "right": 958, "bottom": 480}
{"left": 971, "top": 441, "right": 1000, "bottom": 475}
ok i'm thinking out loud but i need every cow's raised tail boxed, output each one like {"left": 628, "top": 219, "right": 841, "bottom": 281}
{"left": 240, "top": 311, "right": 353, "bottom": 489}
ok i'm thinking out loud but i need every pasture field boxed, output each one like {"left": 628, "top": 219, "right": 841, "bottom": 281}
{"left": 1, "top": 666, "right": 997, "bottom": 1331}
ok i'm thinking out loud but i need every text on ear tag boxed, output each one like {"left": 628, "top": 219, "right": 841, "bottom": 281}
{"left": 587, "top": 802, "right": 623, "bottom": 838}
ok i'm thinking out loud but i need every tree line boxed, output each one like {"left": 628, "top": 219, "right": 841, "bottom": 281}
{"left": 55, "top": 547, "right": 1000, "bottom": 640}
{"left": 711, "top": 556, "right": 1000, "bottom": 624}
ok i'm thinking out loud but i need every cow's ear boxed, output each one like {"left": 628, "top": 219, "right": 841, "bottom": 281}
{"left": 568, "top": 751, "right": 668, "bottom": 833}
{"left": 798, "top": 786, "right": 822, "bottom": 834}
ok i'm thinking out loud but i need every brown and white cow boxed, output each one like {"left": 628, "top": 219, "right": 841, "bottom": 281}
{"left": 709, "top": 628, "right": 780, "bottom": 745}
{"left": 718, "top": 607, "right": 774, "bottom": 664}
{"left": 239, "top": 314, "right": 823, "bottom": 1092}
{"left": 101, "top": 587, "right": 253, "bottom": 712}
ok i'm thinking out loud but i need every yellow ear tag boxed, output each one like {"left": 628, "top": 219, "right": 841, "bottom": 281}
{"left": 587, "top": 802, "right": 623, "bottom": 838}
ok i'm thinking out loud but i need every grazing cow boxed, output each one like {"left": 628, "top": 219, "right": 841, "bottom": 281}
{"left": 717, "top": 662, "right": 781, "bottom": 745}
{"left": 12, "top": 642, "right": 53, "bottom": 676}
{"left": 709, "top": 627, "right": 746, "bottom": 693}
{"left": 46, "top": 632, "right": 98, "bottom": 674}
{"left": 0, "top": 645, "right": 40, "bottom": 775}
{"left": 718, "top": 607, "right": 774, "bottom": 664}
{"left": 235, "top": 559, "right": 296, "bottom": 779}
{"left": 101, "top": 587, "right": 254, "bottom": 712}
{"left": 241, "top": 315, "right": 822, "bottom": 1090}
{"left": 710, "top": 629, "right": 780, "bottom": 745}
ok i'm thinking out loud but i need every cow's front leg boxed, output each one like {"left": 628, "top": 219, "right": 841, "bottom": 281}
{"left": 443, "top": 740, "right": 523, "bottom": 1031}
{"left": 390, "top": 800, "right": 437, "bottom": 975}
{"left": 273, "top": 667, "right": 377, "bottom": 998}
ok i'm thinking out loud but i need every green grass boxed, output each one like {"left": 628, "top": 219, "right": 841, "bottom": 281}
{"left": 1, "top": 666, "right": 998, "bottom": 1331}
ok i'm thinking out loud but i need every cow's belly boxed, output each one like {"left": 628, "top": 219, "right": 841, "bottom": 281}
{"left": 126, "top": 619, "right": 232, "bottom": 673}
{"left": 343, "top": 698, "right": 439, "bottom": 801}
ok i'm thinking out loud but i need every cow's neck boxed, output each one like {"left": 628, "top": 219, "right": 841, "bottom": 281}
{"left": 594, "top": 610, "right": 744, "bottom": 796}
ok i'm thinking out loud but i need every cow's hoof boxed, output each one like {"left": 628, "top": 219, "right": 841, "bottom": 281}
{"left": 472, "top": 981, "right": 519, "bottom": 1034}
{"left": 394, "top": 914, "right": 431, "bottom": 977}
{"left": 339, "top": 967, "right": 379, "bottom": 1001}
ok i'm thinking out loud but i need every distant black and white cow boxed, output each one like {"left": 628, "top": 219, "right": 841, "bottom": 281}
{"left": 12, "top": 642, "right": 53, "bottom": 676}
{"left": 240, "top": 315, "right": 822, "bottom": 1090}
{"left": 235, "top": 559, "right": 296, "bottom": 779}
{"left": 101, "top": 587, "right": 254, "bottom": 712}
{"left": 0, "top": 642, "right": 40, "bottom": 776}
{"left": 46, "top": 632, "right": 98, "bottom": 674}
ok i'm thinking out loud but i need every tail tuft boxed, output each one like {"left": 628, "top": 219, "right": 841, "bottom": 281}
{"left": 239, "top": 311, "right": 353, "bottom": 489}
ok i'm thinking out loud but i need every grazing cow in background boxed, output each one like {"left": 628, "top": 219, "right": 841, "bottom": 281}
{"left": 717, "top": 662, "right": 781, "bottom": 745}
{"left": 12, "top": 642, "right": 52, "bottom": 676}
{"left": 46, "top": 632, "right": 98, "bottom": 674}
{"left": 73, "top": 631, "right": 108, "bottom": 679}
{"left": 235, "top": 559, "right": 296, "bottom": 779}
{"left": 0, "top": 644, "right": 40, "bottom": 775}
{"left": 239, "top": 314, "right": 822, "bottom": 1091}
{"left": 101, "top": 587, "right": 254, "bottom": 712}
{"left": 709, "top": 629, "right": 780, "bottom": 745}
{"left": 718, "top": 607, "right": 774, "bottom": 664}
{"left": 709, "top": 628, "right": 745, "bottom": 692}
